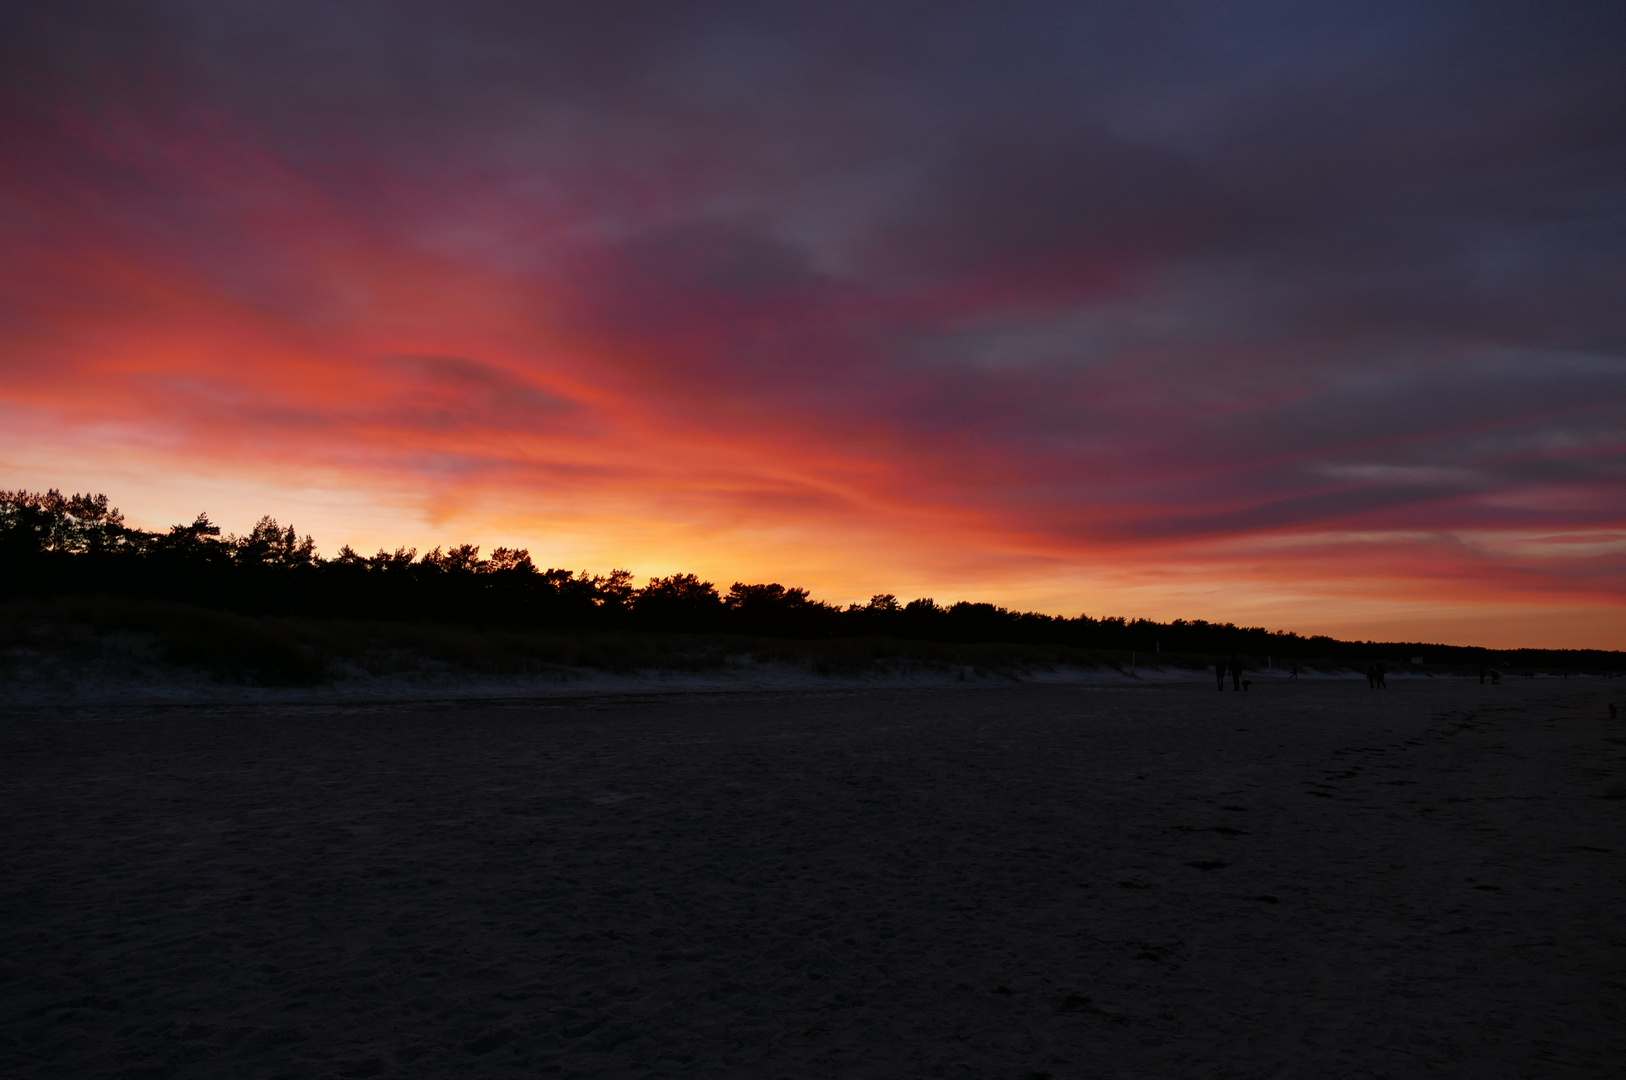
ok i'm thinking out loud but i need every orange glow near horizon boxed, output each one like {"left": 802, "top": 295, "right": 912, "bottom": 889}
{"left": 3, "top": 12, "right": 1624, "bottom": 651}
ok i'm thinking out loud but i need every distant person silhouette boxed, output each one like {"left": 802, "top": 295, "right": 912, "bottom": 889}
{"left": 1229, "top": 660, "right": 1242, "bottom": 691}
{"left": 1216, "top": 660, "right": 1227, "bottom": 691}
{"left": 1366, "top": 663, "right": 1377, "bottom": 689}
{"left": 1374, "top": 663, "right": 1387, "bottom": 689}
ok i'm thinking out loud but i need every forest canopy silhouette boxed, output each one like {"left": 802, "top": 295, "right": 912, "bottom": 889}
{"left": 1, "top": 489, "right": 1618, "bottom": 671}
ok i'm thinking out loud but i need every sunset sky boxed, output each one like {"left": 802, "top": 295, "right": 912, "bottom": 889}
{"left": 2, "top": 2, "right": 1623, "bottom": 647}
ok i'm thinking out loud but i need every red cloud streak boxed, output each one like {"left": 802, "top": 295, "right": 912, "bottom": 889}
{"left": 2, "top": 19, "right": 1623, "bottom": 649}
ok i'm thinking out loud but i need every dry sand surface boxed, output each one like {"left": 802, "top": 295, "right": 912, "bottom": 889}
{"left": 2, "top": 678, "right": 1623, "bottom": 1078}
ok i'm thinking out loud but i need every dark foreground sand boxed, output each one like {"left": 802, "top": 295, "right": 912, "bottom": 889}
{"left": 2, "top": 678, "right": 1622, "bottom": 1078}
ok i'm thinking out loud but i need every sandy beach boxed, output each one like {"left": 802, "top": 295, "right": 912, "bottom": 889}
{"left": 3, "top": 677, "right": 1622, "bottom": 1077}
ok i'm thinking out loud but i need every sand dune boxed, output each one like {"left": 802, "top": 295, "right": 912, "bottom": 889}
{"left": 2, "top": 678, "right": 1621, "bottom": 1077}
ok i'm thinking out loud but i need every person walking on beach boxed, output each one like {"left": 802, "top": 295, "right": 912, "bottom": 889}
{"left": 1366, "top": 663, "right": 1377, "bottom": 689}
{"left": 1373, "top": 663, "right": 1387, "bottom": 689}
{"left": 1216, "top": 659, "right": 1227, "bottom": 691}
{"left": 1229, "top": 659, "right": 1242, "bottom": 691}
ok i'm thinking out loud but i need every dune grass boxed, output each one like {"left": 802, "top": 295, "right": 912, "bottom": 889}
{"left": 8, "top": 594, "right": 1576, "bottom": 693}
{"left": 0, "top": 594, "right": 1165, "bottom": 689}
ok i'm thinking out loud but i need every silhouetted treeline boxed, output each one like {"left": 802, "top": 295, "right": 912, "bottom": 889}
{"left": 3, "top": 489, "right": 1621, "bottom": 671}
